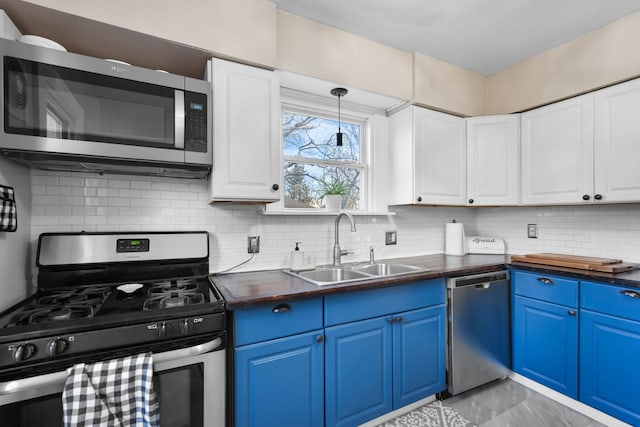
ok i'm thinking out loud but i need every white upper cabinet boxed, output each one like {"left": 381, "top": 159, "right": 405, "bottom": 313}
{"left": 208, "top": 58, "right": 281, "bottom": 202}
{"left": 466, "top": 115, "right": 520, "bottom": 206}
{"left": 388, "top": 106, "right": 466, "bottom": 205}
{"left": 594, "top": 78, "right": 640, "bottom": 203}
{"left": 521, "top": 94, "right": 594, "bottom": 205}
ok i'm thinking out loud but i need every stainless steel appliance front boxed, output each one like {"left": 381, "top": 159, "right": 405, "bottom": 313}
{"left": 0, "top": 38, "right": 211, "bottom": 178}
{"left": 0, "top": 337, "right": 225, "bottom": 427}
{"left": 446, "top": 270, "right": 511, "bottom": 395}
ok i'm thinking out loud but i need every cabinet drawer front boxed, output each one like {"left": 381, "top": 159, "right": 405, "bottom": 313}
{"left": 512, "top": 270, "right": 578, "bottom": 307}
{"left": 581, "top": 281, "right": 640, "bottom": 322}
{"left": 324, "top": 279, "right": 445, "bottom": 327}
{"left": 235, "top": 297, "right": 323, "bottom": 346}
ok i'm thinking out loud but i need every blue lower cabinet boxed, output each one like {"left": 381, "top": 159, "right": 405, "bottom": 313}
{"left": 325, "top": 317, "right": 393, "bottom": 427}
{"left": 512, "top": 295, "right": 578, "bottom": 398}
{"left": 325, "top": 306, "right": 446, "bottom": 427}
{"left": 580, "top": 309, "right": 640, "bottom": 426}
{"left": 235, "top": 330, "right": 324, "bottom": 427}
{"left": 392, "top": 305, "right": 446, "bottom": 408}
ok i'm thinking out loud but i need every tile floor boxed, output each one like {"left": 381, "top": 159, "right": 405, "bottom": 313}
{"left": 441, "top": 379, "right": 607, "bottom": 427}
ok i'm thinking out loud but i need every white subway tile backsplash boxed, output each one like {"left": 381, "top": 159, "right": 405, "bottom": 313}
{"left": 29, "top": 170, "right": 640, "bottom": 272}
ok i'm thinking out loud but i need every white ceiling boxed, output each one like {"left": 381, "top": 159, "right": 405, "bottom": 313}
{"left": 273, "top": 0, "right": 640, "bottom": 76}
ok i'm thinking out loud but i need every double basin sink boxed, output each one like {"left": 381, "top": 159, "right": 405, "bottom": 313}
{"left": 285, "top": 262, "right": 428, "bottom": 286}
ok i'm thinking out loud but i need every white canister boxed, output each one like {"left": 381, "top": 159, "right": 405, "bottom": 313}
{"left": 445, "top": 220, "right": 467, "bottom": 256}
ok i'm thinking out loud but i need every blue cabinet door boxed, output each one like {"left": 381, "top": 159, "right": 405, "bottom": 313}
{"left": 235, "top": 330, "right": 324, "bottom": 427}
{"left": 580, "top": 310, "right": 640, "bottom": 426}
{"left": 513, "top": 295, "right": 578, "bottom": 398}
{"left": 392, "top": 305, "right": 446, "bottom": 408}
{"left": 325, "top": 316, "right": 392, "bottom": 427}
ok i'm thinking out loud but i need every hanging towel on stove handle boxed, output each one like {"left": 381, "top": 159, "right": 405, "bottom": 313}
{"left": 0, "top": 184, "right": 17, "bottom": 232}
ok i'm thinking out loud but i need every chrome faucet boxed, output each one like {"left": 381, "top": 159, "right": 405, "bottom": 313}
{"left": 369, "top": 246, "right": 375, "bottom": 264}
{"left": 333, "top": 212, "right": 357, "bottom": 266}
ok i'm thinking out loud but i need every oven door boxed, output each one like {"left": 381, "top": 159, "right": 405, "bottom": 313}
{"left": 0, "top": 337, "right": 225, "bottom": 427}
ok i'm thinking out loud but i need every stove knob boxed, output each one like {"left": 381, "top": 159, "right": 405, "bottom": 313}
{"left": 179, "top": 319, "right": 190, "bottom": 335}
{"left": 47, "top": 338, "right": 68, "bottom": 356}
{"left": 158, "top": 322, "right": 172, "bottom": 338}
{"left": 13, "top": 343, "right": 36, "bottom": 362}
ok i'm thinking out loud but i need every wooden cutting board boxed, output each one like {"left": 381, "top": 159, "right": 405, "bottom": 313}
{"left": 523, "top": 253, "right": 623, "bottom": 265}
{"left": 511, "top": 254, "right": 637, "bottom": 273}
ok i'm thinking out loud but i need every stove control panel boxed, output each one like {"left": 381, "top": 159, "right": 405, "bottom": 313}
{"left": 116, "top": 238, "right": 150, "bottom": 253}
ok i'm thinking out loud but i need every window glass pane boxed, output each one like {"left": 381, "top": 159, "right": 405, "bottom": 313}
{"left": 284, "top": 162, "right": 361, "bottom": 209}
{"left": 283, "top": 112, "right": 360, "bottom": 162}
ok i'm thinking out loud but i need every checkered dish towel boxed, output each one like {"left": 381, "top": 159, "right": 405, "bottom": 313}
{"left": 62, "top": 352, "right": 160, "bottom": 427}
{"left": 0, "top": 184, "right": 17, "bottom": 232}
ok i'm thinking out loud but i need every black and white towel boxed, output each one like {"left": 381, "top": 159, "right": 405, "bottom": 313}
{"left": 0, "top": 184, "right": 17, "bottom": 232}
{"left": 62, "top": 352, "right": 160, "bottom": 427}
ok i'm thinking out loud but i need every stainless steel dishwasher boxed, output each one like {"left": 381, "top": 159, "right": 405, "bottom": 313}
{"left": 446, "top": 270, "right": 511, "bottom": 395}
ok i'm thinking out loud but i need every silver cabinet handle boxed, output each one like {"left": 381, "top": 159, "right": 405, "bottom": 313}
{"left": 620, "top": 290, "right": 640, "bottom": 299}
{"left": 537, "top": 277, "right": 554, "bottom": 285}
{"left": 272, "top": 303, "right": 292, "bottom": 313}
{"left": 568, "top": 310, "right": 576, "bottom": 317}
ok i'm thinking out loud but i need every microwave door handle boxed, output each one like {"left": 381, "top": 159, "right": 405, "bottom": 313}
{"left": 0, "top": 337, "right": 223, "bottom": 396}
{"left": 175, "top": 89, "right": 185, "bottom": 149}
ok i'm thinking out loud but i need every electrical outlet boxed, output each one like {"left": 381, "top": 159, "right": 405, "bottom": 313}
{"left": 248, "top": 236, "right": 260, "bottom": 253}
{"left": 385, "top": 230, "right": 397, "bottom": 245}
{"left": 527, "top": 224, "right": 538, "bottom": 238}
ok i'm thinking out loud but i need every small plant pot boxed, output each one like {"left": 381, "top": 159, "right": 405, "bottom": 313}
{"left": 323, "top": 194, "right": 343, "bottom": 210}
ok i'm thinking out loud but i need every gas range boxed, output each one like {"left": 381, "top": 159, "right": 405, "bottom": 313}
{"left": 0, "top": 231, "right": 225, "bottom": 381}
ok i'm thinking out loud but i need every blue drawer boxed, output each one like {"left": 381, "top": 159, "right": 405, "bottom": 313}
{"left": 513, "top": 270, "right": 578, "bottom": 307}
{"left": 324, "top": 279, "right": 445, "bottom": 327}
{"left": 581, "top": 281, "right": 640, "bottom": 322}
{"left": 234, "top": 297, "right": 324, "bottom": 346}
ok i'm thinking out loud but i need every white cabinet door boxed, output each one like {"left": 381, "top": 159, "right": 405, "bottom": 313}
{"left": 594, "top": 78, "right": 640, "bottom": 203}
{"left": 209, "top": 58, "right": 281, "bottom": 202}
{"left": 413, "top": 107, "right": 467, "bottom": 205}
{"left": 466, "top": 115, "right": 520, "bottom": 206}
{"left": 521, "top": 94, "right": 594, "bottom": 205}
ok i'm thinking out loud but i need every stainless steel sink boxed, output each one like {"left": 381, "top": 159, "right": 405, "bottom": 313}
{"left": 284, "top": 263, "right": 429, "bottom": 286}
{"left": 286, "top": 267, "right": 373, "bottom": 286}
{"left": 352, "top": 263, "right": 424, "bottom": 276}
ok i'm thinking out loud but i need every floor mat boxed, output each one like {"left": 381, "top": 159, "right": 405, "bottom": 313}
{"left": 377, "top": 400, "right": 478, "bottom": 427}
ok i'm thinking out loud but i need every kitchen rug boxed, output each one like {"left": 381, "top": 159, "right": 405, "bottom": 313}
{"left": 376, "top": 400, "right": 477, "bottom": 427}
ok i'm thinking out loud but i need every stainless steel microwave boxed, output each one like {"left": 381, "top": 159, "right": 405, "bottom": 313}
{"left": 0, "top": 38, "right": 211, "bottom": 178}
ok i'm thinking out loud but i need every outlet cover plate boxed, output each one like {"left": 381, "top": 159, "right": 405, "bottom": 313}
{"left": 385, "top": 231, "right": 397, "bottom": 245}
{"left": 248, "top": 236, "right": 260, "bottom": 253}
{"left": 527, "top": 224, "right": 538, "bottom": 239}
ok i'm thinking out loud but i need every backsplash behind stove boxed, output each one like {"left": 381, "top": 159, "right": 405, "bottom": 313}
{"left": 29, "top": 170, "right": 640, "bottom": 277}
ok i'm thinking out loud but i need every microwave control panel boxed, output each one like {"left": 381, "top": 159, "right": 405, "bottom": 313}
{"left": 185, "top": 91, "right": 208, "bottom": 153}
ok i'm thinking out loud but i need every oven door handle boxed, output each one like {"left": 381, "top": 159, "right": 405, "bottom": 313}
{"left": 0, "top": 337, "right": 223, "bottom": 396}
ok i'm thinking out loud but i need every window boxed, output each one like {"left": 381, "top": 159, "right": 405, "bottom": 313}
{"left": 282, "top": 106, "right": 367, "bottom": 210}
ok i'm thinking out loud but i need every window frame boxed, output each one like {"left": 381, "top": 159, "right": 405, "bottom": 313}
{"left": 276, "top": 100, "right": 370, "bottom": 212}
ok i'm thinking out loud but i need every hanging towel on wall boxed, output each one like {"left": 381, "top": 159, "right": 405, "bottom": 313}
{"left": 0, "top": 184, "right": 17, "bottom": 232}
{"left": 62, "top": 352, "right": 160, "bottom": 427}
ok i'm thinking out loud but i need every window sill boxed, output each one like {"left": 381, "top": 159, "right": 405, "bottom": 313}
{"left": 261, "top": 208, "right": 395, "bottom": 216}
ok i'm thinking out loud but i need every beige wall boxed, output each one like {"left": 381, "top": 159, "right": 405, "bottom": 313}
{"left": 277, "top": 10, "right": 413, "bottom": 101}
{"left": 20, "top": 0, "right": 278, "bottom": 68}
{"left": 487, "top": 10, "right": 640, "bottom": 114}
{"left": 413, "top": 53, "right": 487, "bottom": 117}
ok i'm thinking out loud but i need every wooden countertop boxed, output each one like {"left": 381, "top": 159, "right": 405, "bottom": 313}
{"left": 211, "top": 254, "right": 509, "bottom": 309}
{"left": 211, "top": 253, "right": 640, "bottom": 310}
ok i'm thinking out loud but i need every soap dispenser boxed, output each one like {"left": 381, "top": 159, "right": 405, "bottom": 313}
{"left": 291, "top": 242, "right": 305, "bottom": 271}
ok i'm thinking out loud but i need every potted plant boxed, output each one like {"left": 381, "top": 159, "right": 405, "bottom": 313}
{"left": 322, "top": 180, "right": 347, "bottom": 210}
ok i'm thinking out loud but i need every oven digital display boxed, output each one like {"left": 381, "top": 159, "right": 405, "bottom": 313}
{"left": 116, "top": 238, "right": 150, "bottom": 253}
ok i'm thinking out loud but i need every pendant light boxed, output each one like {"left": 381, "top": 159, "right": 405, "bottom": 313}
{"left": 330, "top": 87, "right": 348, "bottom": 146}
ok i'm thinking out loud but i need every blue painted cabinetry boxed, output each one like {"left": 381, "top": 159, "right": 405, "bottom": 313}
{"left": 234, "top": 298, "right": 324, "bottom": 427}
{"left": 512, "top": 270, "right": 579, "bottom": 398}
{"left": 324, "top": 280, "right": 446, "bottom": 427}
{"left": 580, "top": 281, "right": 640, "bottom": 426}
